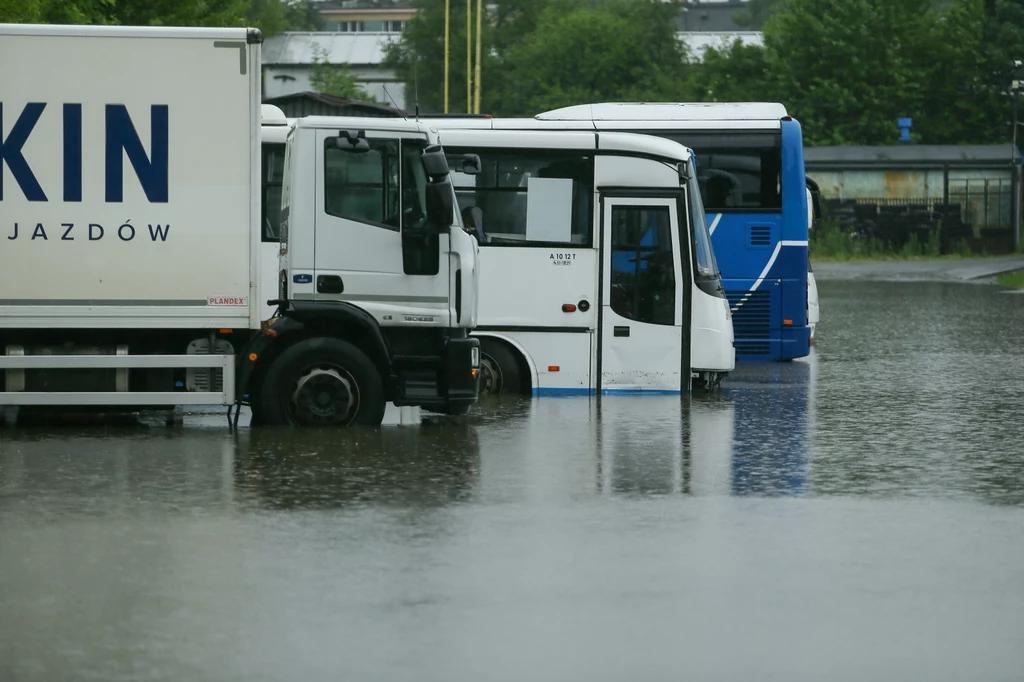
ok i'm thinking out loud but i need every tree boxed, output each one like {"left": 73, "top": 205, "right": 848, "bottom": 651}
{"left": 762, "top": 0, "right": 937, "bottom": 145}
{"left": 502, "top": 0, "right": 693, "bottom": 115}
{"left": 688, "top": 39, "right": 770, "bottom": 103}
{"left": 384, "top": 0, "right": 693, "bottom": 116}
{"left": 309, "top": 42, "right": 381, "bottom": 103}
{"left": 247, "top": 0, "right": 323, "bottom": 38}
{"left": 730, "top": 0, "right": 781, "bottom": 29}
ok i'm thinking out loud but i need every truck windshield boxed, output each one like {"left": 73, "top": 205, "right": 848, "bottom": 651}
{"left": 687, "top": 166, "right": 720, "bottom": 281}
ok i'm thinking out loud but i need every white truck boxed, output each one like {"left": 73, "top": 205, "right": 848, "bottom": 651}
{"left": 0, "top": 23, "right": 481, "bottom": 427}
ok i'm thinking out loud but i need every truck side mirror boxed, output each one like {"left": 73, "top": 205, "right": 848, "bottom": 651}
{"left": 806, "top": 176, "right": 822, "bottom": 219}
{"left": 446, "top": 153, "right": 482, "bottom": 175}
{"left": 425, "top": 178, "right": 455, "bottom": 233}
{"left": 335, "top": 129, "right": 370, "bottom": 153}
{"left": 421, "top": 145, "right": 451, "bottom": 180}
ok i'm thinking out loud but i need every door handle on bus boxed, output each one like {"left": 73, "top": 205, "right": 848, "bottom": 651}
{"left": 614, "top": 326, "right": 630, "bottom": 338}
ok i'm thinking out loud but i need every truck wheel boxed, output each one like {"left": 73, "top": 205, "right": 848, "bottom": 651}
{"left": 258, "top": 337, "right": 386, "bottom": 427}
{"left": 479, "top": 339, "right": 523, "bottom": 396}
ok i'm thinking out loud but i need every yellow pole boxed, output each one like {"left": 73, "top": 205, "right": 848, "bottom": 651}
{"left": 443, "top": 0, "right": 450, "bottom": 113}
{"left": 474, "top": 0, "right": 482, "bottom": 113}
{"left": 466, "top": 0, "right": 472, "bottom": 113}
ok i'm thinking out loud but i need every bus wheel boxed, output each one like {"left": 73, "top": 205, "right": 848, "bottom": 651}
{"left": 479, "top": 339, "right": 523, "bottom": 396}
{"left": 258, "top": 337, "right": 386, "bottom": 427}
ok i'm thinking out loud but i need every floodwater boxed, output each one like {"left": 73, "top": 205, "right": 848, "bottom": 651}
{"left": 2, "top": 278, "right": 1024, "bottom": 682}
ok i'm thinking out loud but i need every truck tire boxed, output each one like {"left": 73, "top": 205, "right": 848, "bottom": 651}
{"left": 257, "top": 337, "right": 386, "bottom": 427}
{"left": 479, "top": 339, "right": 523, "bottom": 396}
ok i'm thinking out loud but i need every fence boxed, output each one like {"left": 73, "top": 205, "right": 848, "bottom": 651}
{"left": 821, "top": 185, "right": 1015, "bottom": 253}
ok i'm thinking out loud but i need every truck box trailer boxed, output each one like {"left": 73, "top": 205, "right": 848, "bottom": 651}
{"left": 0, "top": 23, "right": 481, "bottom": 426}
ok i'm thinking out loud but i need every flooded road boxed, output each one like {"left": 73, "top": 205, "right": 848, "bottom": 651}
{"left": 2, "top": 278, "right": 1024, "bottom": 681}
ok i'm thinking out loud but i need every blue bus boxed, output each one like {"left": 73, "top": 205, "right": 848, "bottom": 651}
{"left": 535, "top": 103, "right": 815, "bottom": 362}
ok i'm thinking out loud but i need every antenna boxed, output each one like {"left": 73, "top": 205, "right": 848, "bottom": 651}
{"left": 414, "top": 58, "right": 421, "bottom": 122}
{"left": 381, "top": 84, "right": 406, "bottom": 120}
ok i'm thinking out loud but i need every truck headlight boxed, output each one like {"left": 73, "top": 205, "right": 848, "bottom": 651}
{"left": 471, "top": 346, "right": 480, "bottom": 368}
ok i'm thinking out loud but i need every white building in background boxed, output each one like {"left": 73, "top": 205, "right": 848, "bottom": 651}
{"left": 680, "top": 31, "right": 764, "bottom": 60}
{"left": 261, "top": 32, "right": 406, "bottom": 109}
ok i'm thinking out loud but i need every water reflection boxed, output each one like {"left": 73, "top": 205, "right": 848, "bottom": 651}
{"left": 233, "top": 424, "right": 480, "bottom": 510}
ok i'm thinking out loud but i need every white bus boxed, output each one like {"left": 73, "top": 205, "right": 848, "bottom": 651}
{"left": 260, "top": 111, "right": 733, "bottom": 395}
{"left": 434, "top": 127, "right": 734, "bottom": 395}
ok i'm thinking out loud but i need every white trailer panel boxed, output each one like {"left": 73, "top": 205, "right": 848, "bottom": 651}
{"left": 0, "top": 24, "right": 261, "bottom": 329}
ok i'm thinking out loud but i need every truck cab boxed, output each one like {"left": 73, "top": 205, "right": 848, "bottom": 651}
{"left": 245, "top": 117, "right": 481, "bottom": 424}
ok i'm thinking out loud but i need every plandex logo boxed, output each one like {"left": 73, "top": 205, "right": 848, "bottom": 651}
{"left": 2, "top": 102, "right": 172, "bottom": 243}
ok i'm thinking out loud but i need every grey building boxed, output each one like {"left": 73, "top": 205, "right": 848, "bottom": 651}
{"left": 805, "top": 145, "right": 1023, "bottom": 253}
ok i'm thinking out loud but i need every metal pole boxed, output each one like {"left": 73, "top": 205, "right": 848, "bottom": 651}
{"left": 444, "top": 0, "right": 450, "bottom": 113}
{"left": 474, "top": 0, "right": 482, "bottom": 113}
{"left": 466, "top": 0, "right": 472, "bottom": 113}
{"left": 1014, "top": 85, "right": 1020, "bottom": 248}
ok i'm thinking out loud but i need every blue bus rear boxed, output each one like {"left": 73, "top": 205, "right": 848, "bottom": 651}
{"left": 651, "top": 118, "right": 810, "bottom": 361}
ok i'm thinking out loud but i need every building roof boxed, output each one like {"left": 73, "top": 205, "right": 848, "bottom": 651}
{"left": 677, "top": 1, "right": 752, "bottom": 32}
{"left": 263, "top": 91, "right": 406, "bottom": 117}
{"left": 262, "top": 31, "right": 399, "bottom": 66}
{"left": 804, "top": 145, "right": 1021, "bottom": 170}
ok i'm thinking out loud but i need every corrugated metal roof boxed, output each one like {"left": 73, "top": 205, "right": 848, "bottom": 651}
{"left": 805, "top": 145, "right": 1021, "bottom": 169}
{"left": 262, "top": 31, "right": 399, "bottom": 66}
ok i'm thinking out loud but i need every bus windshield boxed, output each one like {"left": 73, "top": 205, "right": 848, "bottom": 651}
{"left": 687, "top": 166, "right": 720, "bottom": 281}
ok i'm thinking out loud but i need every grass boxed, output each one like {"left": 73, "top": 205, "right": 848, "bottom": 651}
{"left": 809, "top": 217, "right": 986, "bottom": 263}
{"left": 996, "top": 269, "right": 1024, "bottom": 288}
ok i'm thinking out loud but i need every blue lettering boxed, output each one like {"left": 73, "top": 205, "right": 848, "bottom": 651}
{"left": 89, "top": 223, "right": 104, "bottom": 240}
{"left": 63, "top": 104, "right": 82, "bottom": 202}
{"left": 62, "top": 223, "right": 74, "bottom": 240}
{"left": 0, "top": 103, "right": 47, "bottom": 202}
{"left": 31, "top": 223, "right": 47, "bottom": 240}
{"left": 105, "top": 105, "right": 168, "bottom": 203}
{"left": 117, "top": 221, "right": 135, "bottom": 241}
{"left": 148, "top": 223, "right": 170, "bottom": 241}
{"left": 7, "top": 223, "right": 18, "bottom": 240}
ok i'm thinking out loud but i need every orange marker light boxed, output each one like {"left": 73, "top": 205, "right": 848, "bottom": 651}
{"left": 248, "top": 352, "right": 258, "bottom": 362}
{"left": 471, "top": 368, "right": 479, "bottom": 379}
{"left": 548, "top": 365, "right": 560, "bottom": 372}
{"left": 561, "top": 304, "right": 577, "bottom": 313}
{"left": 219, "top": 329, "right": 233, "bottom": 334}
{"left": 783, "top": 319, "right": 793, "bottom": 326}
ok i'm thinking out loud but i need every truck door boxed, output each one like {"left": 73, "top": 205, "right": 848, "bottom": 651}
{"left": 313, "top": 129, "right": 450, "bottom": 326}
{"left": 599, "top": 196, "right": 684, "bottom": 392}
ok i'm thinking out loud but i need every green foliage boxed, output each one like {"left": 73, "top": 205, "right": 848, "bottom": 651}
{"left": 688, "top": 39, "right": 769, "bottom": 102}
{"left": 502, "top": 0, "right": 691, "bottom": 115}
{"left": 730, "top": 0, "right": 780, "bottom": 28}
{"left": 385, "top": 0, "right": 692, "bottom": 116}
{"left": 309, "top": 43, "right": 380, "bottom": 103}
{"left": 762, "top": 0, "right": 936, "bottom": 146}
{"left": 247, "top": 0, "right": 323, "bottom": 38}
{"left": 0, "top": 0, "right": 42, "bottom": 23}
{"left": 996, "top": 268, "right": 1024, "bottom": 287}
{"left": 0, "top": 0, "right": 322, "bottom": 35}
